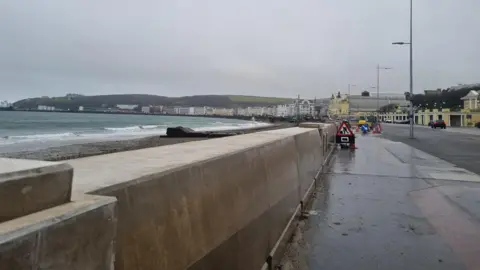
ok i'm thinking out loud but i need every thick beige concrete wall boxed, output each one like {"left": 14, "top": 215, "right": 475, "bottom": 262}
{"left": 0, "top": 158, "right": 117, "bottom": 270}
{"left": 299, "top": 122, "right": 337, "bottom": 143}
{"left": 261, "top": 128, "right": 324, "bottom": 197}
{"left": 0, "top": 158, "right": 73, "bottom": 222}
{"left": 299, "top": 123, "right": 336, "bottom": 161}
{"left": 68, "top": 127, "right": 326, "bottom": 270}
{"left": 0, "top": 126, "right": 332, "bottom": 270}
{"left": 325, "top": 123, "right": 337, "bottom": 142}
{"left": 0, "top": 194, "right": 117, "bottom": 269}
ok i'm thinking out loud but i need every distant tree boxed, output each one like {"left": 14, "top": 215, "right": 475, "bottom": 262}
{"left": 378, "top": 103, "right": 397, "bottom": 113}
{"left": 361, "top": 91, "right": 370, "bottom": 97}
{"left": 65, "top": 93, "right": 84, "bottom": 99}
{"left": 411, "top": 87, "right": 477, "bottom": 110}
{"left": 133, "top": 105, "right": 142, "bottom": 112}
{"left": 336, "top": 91, "right": 341, "bottom": 98}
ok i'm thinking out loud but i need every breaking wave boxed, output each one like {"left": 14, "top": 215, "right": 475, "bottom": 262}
{"left": 0, "top": 121, "right": 270, "bottom": 146}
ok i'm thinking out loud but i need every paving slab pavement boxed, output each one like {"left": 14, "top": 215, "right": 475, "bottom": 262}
{"left": 279, "top": 135, "right": 480, "bottom": 270}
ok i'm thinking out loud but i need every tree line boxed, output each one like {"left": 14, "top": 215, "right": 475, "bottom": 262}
{"left": 380, "top": 85, "right": 479, "bottom": 112}
{"left": 409, "top": 88, "right": 472, "bottom": 111}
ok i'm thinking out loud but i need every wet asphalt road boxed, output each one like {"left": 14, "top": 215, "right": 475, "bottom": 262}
{"left": 380, "top": 124, "right": 480, "bottom": 175}
{"left": 279, "top": 135, "right": 480, "bottom": 270}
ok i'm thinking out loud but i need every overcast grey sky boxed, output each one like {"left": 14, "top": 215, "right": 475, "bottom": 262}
{"left": 1, "top": 0, "right": 479, "bottom": 101}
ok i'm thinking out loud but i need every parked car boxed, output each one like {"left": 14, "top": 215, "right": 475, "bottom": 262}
{"left": 432, "top": 120, "right": 446, "bottom": 129}
{"left": 395, "top": 119, "right": 410, "bottom": 124}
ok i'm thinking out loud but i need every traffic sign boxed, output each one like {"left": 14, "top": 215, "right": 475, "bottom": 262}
{"left": 336, "top": 121, "right": 356, "bottom": 149}
{"left": 336, "top": 122, "right": 353, "bottom": 136}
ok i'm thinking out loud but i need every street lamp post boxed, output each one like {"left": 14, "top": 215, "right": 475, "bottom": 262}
{"left": 348, "top": 84, "right": 357, "bottom": 96}
{"left": 376, "top": 65, "right": 393, "bottom": 115}
{"left": 393, "top": 0, "right": 414, "bottom": 139}
{"left": 347, "top": 84, "right": 356, "bottom": 116}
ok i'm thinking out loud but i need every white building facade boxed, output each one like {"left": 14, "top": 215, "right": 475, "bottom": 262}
{"left": 174, "top": 107, "right": 190, "bottom": 115}
{"left": 37, "top": 105, "right": 55, "bottom": 111}
{"left": 295, "top": 99, "right": 314, "bottom": 115}
{"left": 141, "top": 106, "right": 151, "bottom": 113}
{"left": 274, "top": 99, "right": 315, "bottom": 117}
{"left": 275, "top": 104, "right": 295, "bottom": 117}
{"left": 213, "top": 108, "right": 234, "bottom": 116}
{"left": 116, "top": 104, "right": 138, "bottom": 110}
{"left": 188, "top": 107, "right": 208, "bottom": 115}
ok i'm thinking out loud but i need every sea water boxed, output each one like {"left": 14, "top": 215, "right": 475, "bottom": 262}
{"left": 0, "top": 111, "right": 269, "bottom": 153}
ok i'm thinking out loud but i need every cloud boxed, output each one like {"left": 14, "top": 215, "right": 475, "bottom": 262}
{"left": 0, "top": 0, "right": 479, "bottom": 101}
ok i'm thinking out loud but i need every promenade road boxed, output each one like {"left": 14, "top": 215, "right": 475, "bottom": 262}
{"left": 381, "top": 123, "right": 480, "bottom": 175}
{"left": 279, "top": 135, "right": 480, "bottom": 270}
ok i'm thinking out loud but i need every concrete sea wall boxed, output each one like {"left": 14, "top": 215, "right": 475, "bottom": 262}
{"left": 0, "top": 159, "right": 117, "bottom": 270}
{"left": 0, "top": 124, "right": 335, "bottom": 270}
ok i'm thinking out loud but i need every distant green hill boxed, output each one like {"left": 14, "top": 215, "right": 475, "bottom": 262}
{"left": 227, "top": 95, "right": 292, "bottom": 104}
{"left": 13, "top": 94, "right": 294, "bottom": 110}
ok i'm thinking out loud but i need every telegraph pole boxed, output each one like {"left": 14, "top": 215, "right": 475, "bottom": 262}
{"left": 347, "top": 84, "right": 356, "bottom": 117}
{"left": 409, "top": 0, "right": 414, "bottom": 138}
{"left": 376, "top": 65, "right": 380, "bottom": 112}
{"left": 296, "top": 94, "right": 300, "bottom": 125}
{"left": 376, "top": 65, "right": 393, "bottom": 116}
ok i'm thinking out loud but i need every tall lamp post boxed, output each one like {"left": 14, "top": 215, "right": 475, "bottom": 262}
{"left": 393, "top": 0, "right": 414, "bottom": 139}
{"left": 347, "top": 84, "right": 356, "bottom": 116}
{"left": 376, "top": 65, "right": 393, "bottom": 115}
{"left": 348, "top": 84, "right": 357, "bottom": 96}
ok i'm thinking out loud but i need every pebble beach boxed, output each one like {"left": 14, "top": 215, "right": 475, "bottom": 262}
{"left": 0, "top": 123, "right": 295, "bottom": 161}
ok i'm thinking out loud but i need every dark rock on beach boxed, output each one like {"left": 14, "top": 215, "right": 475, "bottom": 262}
{"left": 165, "top": 126, "right": 240, "bottom": 138}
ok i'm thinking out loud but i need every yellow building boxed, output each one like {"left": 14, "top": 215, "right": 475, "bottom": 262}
{"left": 381, "top": 108, "right": 480, "bottom": 127}
{"left": 461, "top": 90, "right": 479, "bottom": 111}
{"left": 459, "top": 90, "right": 480, "bottom": 126}
{"left": 380, "top": 90, "right": 480, "bottom": 127}
{"left": 414, "top": 109, "right": 452, "bottom": 126}
{"left": 328, "top": 94, "right": 349, "bottom": 116}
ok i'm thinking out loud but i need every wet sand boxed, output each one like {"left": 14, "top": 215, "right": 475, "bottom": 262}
{"left": 0, "top": 123, "right": 295, "bottom": 161}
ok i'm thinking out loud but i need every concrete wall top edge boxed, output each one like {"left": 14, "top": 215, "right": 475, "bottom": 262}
{"left": 0, "top": 158, "right": 58, "bottom": 173}
{"left": 0, "top": 158, "right": 68, "bottom": 183}
{"left": 299, "top": 122, "right": 327, "bottom": 127}
{"left": 255, "top": 127, "right": 319, "bottom": 135}
{"left": 0, "top": 194, "right": 116, "bottom": 244}
{"left": 69, "top": 128, "right": 318, "bottom": 196}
